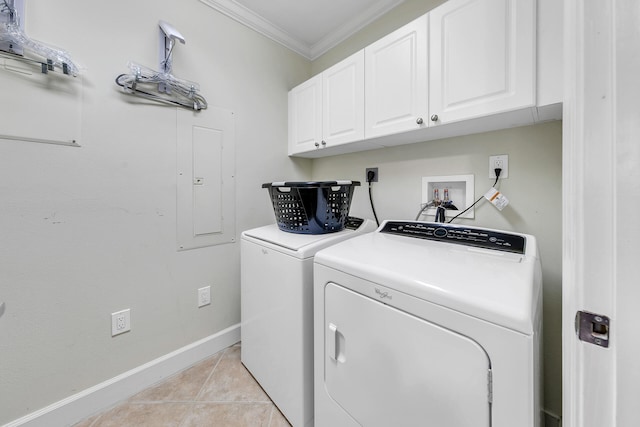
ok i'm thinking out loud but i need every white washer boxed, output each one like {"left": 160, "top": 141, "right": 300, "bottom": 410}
{"left": 241, "top": 218, "right": 376, "bottom": 427}
{"left": 313, "top": 220, "right": 542, "bottom": 427}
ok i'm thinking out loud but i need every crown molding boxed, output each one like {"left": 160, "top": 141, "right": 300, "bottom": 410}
{"left": 308, "top": 0, "right": 405, "bottom": 60}
{"left": 200, "top": 0, "right": 405, "bottom": 61}
{"left": 200, "top": 0, "right": 312, "bottom": 58}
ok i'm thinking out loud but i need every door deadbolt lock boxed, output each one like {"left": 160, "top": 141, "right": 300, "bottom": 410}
{"left": 576, "top": 311, "right": 610, "bottom": 348}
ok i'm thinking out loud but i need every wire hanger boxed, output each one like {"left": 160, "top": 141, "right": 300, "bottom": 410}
{"left": 115, "top": 20, "right": 208, "bottom": 111}
{"left": 0, "top": 0, "right": 80, "bottom": 76}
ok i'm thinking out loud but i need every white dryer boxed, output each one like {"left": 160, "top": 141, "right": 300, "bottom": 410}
{"left": 241, "top": 218, "right": 376, "bottom": 427}
{"left": 313, "top": 221, "right": 542, "bottom": 427}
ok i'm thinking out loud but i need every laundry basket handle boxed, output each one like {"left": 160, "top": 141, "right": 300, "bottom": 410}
{"left": 262, "top": 181, "right": 360, "bottom": 188}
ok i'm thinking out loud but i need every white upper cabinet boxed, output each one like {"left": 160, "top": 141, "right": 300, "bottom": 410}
{"left": 288, "top": 0, "right": 560, "bottom": 158}
{"left": 288, "top": 74, "right": 322, "bottom": 154}
{"left": 428, "top": 0, "right": 536, "bottom": 125}
{"left": 364, "top": 15, "right": 428, "bottom": 139}
{"left": 289, "top": 51, "right": 364, "bottom": 155}
{"left": 323, "top": 50, "right": 365, "bottom": 146}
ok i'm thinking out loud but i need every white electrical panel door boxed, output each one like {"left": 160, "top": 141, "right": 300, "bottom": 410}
{"left": 177, "top": 106, "right": 235, "bottom": 250}
{"left": 192, "top": 126, "right": 222, "bottom": 236}
{"left": 364, "top": 15, "right": 428, "bottom": 139}
{"left": 429, "top": 0, "right": 535, "bottom": 125}
{"left": 323, "top": 283, "right": 491, "bottom": 427}
{"left": 288, "top": 74, "right": 322, "bottom": 155}
{"left": 322, "top": 50, "right": 365, "bottom": 147}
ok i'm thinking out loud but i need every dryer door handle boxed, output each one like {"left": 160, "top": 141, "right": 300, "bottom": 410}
{"left": 328, "top": 323, "right": 346, "bottom": 363}
{"left": 328, "top": 323, "right": 338, "bottom": 361}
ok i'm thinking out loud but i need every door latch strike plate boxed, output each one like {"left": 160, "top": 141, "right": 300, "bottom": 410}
{"left": 576, "top": 311, "right": 610, "bottom": 348}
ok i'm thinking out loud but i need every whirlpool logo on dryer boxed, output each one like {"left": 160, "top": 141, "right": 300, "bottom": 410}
{"left": 375, "top": 288, "right": 393, "bottom": 300}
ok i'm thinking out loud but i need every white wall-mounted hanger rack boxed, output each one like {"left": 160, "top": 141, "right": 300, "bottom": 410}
{"left": 158, "top": 20, "right": 184, "bottom": 93}
{"left": 0, "top": 133, "right": 80, "bottom": 147}
{"left": 115, "top": 20, "right": 208, "bottom": 111}
{"left": 0, "top": 0, "right": 82, "bottom": 148}
{"left": 0, "top": 0, "right": 80, "bottom": 76}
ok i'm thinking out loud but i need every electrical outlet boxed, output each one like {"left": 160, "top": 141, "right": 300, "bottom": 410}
{"left": 365, "top": 167, "right": 378, "bottom": 182}
{"left": 489, "top": 155, "right": 509, "bottom": 179}
{"left": 111, "top": 309, "right": 131, "bottom": 336}
{"left": 198, "top": 286, "right": 211, "bottom": 308}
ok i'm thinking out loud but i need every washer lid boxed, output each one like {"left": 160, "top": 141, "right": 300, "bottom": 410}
{"left": 314, "top": 223, "right": 542, "bottom": 335}
{"left": 242, "top": 221, "right": 376, "bottom": 258}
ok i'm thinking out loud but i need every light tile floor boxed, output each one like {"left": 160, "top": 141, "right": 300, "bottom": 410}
{"left": 74, "top": 343, "right": 291, "bottom": 427}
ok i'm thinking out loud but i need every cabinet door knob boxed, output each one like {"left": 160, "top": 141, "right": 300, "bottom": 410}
{"left": 321, "top": 140, "right": 326, "bottom": 146}
{"left": 431, "top": 114, "right": 439, "bottom": 122}
{"left": 416, "top": 117, "right": 424, "bottom": 125}
{"left": 315, "top": 142, "right": 320, "bottom": 148}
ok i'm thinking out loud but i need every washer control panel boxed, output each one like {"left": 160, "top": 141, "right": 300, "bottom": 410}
{"left": 380, "top": 221, "right": 526, "bottom": 254}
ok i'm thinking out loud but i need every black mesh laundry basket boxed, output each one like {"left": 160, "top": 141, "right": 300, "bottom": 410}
{"left": 262, "top": 181, "right": 360, "bottom": 234}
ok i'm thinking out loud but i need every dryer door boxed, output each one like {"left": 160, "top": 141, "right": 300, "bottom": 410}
{"left": 324, "top": 283, "right": 492, "bottom": 427}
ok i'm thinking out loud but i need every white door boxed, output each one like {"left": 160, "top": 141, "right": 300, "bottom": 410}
{"left": 364, "top": 15, "right": 428, "bottom": 138}
{"left": 288, "top": 74, "right": 322, "bottom": 155}
{"left": 429, "top": 0, "right": 535, "bottom": 125}
{"left": 563, "top": 0, "right": 640, "bottom": 426}
{"left": 322, "top": 50, "right": 365, "bottom": 147}
{"left": 324, "top": 283, "right": 491, "bottom": 427}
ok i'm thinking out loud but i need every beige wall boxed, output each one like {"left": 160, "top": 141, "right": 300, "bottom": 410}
{"left": 309, "top": 0, "right": 563, "bottom": 417}
{"left": 0, "top": 0, "right": 310, "bottom": 423}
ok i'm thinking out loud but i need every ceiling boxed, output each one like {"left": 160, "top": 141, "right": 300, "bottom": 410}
{"left": 199, "top": 0, "right": 406, "bottom": 60}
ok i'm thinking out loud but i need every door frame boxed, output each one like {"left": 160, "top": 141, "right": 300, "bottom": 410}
{"left": 563, "top": 0, "right": 640, "bottom": 425}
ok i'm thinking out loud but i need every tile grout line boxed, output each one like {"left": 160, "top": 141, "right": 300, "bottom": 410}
{"left": 178, "top": 349, "right": 228, "bottom": 427}
{"left": 267, "top": 405, "right": 276, "bottom": 427}
{"left": 193, "top": 347, "right": 227, "bottom": 402}
{"left": 86, "top": 414, "right": 100, "bottom": 427}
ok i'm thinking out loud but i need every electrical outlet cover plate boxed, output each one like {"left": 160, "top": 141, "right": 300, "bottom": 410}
{"left": 198, "top": 286, "right": 211, "bottom": 307}
{"left": 489, "top": 155, "right": 509, "bottom": 178}
{"left": 111, "top": 309, "right": 131, "bottom": 336}
{"left": 365, "top": 167, "right": 378, "bottom": 182}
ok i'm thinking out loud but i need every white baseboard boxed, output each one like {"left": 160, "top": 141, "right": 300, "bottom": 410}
{"left": 4, "top": 324, "right": 241, "bottom": 427}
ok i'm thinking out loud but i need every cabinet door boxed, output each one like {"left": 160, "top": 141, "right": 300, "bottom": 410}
{"left": 288, "top": 74, "right": 322, "bottom": 155}
{"left": 365, "top": 15, "right": 428, "bottom": 139}
{"left": 429, "top": 0, "right": 535, "bottom": 125}
{"left": 323, "top": 50, "right": 365, "bottom": 147}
